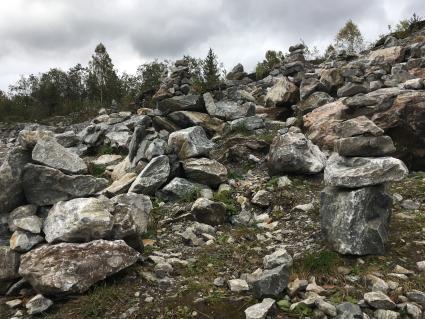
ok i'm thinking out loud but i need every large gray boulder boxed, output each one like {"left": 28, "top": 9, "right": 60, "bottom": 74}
{"left": 110, "top": 193, "right": 152, "bottom": 239}
{"left": 43, "top": 197, "right": 114, "bottom": 243}
{"left": 32, "top": 137, "right": 87, "bottom": 174}
{"left": 168, "top": 126, "right": 214, "bottom": 159}
{"left": 190, "top": 198, "right": 227, "bottom": 226}
{"left": 321, "top": 185, "right": 392, "bottom": 255}
{"left": 0, "top": 246, "right": 20, "bottom": 294}
{"left": 334, "top": 116, "right": 384, "bottom": 138}
{"left": 182, "top": 158, "right": 227, "bottom": 188}
{"left": 19, "top": 240, "right": 139, "bottom": 295}
{"left": 129, "top": 155, "right": 170, "bottom": 195}
{"left": 23, "top": 164, "right": 109, "bottom": 206}
{"left": 335, "top": 136, "right": 396, "bottom": 157}
{"left": 265, "top": 77, "right": 299, "bottom": 107}
{"left": 0, "top": 147, "right": 31, "bottom": 215}
{"left": 158, "top": 95, "right": 203, "bottom": 115}
{"left": 267, "top": 132, "right": 326, "bottom": 175}
{"left": 251, "top": 265, "right": 291, "bottom": 298}
{"left": 160, "top": 177, "right": 209, "bottom": 201}
{"left": 78, "top": 123, "right": 108, "bottom": 146}
{"left": 204, "top": 92, "right": 255, "bottom": 120}
{"left": 324, "top": 154, "right": 408, "bottom": 188}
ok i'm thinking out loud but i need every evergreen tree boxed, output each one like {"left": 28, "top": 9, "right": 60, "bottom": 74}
{"left": 202, "top": 48, "right": 220, "bottom": 91}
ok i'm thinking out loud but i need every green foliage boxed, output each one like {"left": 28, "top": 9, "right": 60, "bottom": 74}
{"left": 291, "top": 303, "right": 313, "bottom": 317}
{"left": 88, "top": 164, "right": 106, "bottom": 178}
{"left": 178, "top": 188, "right": 201, "bottom": 203}
{"left": 256, "top": 50, "right": 284, "bottom": 79}
{"left": 297, "top": 250, "right": 341, "bottom": 275}
{"left": 213, "top": 190, "right": 239, "bottom": 215}
{"left": 228, "top": 170, "right": 244, "bottom": 180}
{"left": 137, "top": 60, "right": 167, "bottom": 95}
{"left": 97, "top": 143, "right": 114, "bottom": 155}
{"left": 80, "top": 282, "right": 126, "bottom": 318}
{"left": 335, "top": 19, "right": 364, "bottom": 53}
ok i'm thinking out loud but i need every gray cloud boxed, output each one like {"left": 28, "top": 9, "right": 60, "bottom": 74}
{"left": 0, "top": 0, "right": 424, "bottom": 90}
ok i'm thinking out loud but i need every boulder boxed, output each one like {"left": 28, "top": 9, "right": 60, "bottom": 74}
{"left": 300, "top": 77, "right": 328, "bottom": 101}
{"left": 101, "top": 173, "right": 137, "bottom": 197}
{"left": 337, "top": 83, "right": 368, "bottom": 97}
{"left": 0, "top": 246, "right": 20, "bottom": 294}
{"left": 265, "top": 77, "right": 299, "bottom": 107}
{"left": 129, "top": 155, "right": 170, "bottom": 195}
{"left": 91, "top": 154, "right": 123, "bottom": 167}
{"left": 251, "top": 265, "right": 291, "bottom": 298}
{"left": 226, "top": 63, "right": 246, "bottom": 80}
{"left": 11, "top": 215, "right": 42, "bottom": 234}
{"left": 204, "top": 93, "right": 255, "bottom": 120}
{"left": 263, "top": 248, "right": 293, "bottom": 270}
{"left": 334, "top": 116, "right": 384, "bottom": 138}
{"left": 32, "top": 137, "right": 87, "bottom": 174}
{"left": 158, "top": 95, "right": 203, "bottom": 115}
{"left": 26, "top": 294, "right": 53, "bottom": 315}
{"left": 78, "top": 123, "right": 108, "bottom": 146}
{"left": 8, "top": 205, "right": 38, "bottom": 232}
{"left": 324, "top": 154, "right": 408, "bottom": 188}
{"left": 19, "top": 240, "right": 139, "bottom": 295}
{"left": 10, "top": 230, "right": 44, "bottom": 252}
{"left": 18, "top": 129, "right": 55, "bottom": 150}
{"left": 368, "top": 46, "right": 405, "bottom": 64}
{"left": 110, "top": 193, "right": 152, "bottom": 239}
{"left": 321, "top": 185, "right": 392, "bottom": 255}
{"left": 228, "top": 116, "right": 265, "bottom": 132}
{"left": 364, "top": 291, "right": 396, "bottom": 310}
{"left": 168, "top": 126, "right": 214, "bottom": 159}
{"left": 297, "top": 91, "right": 334, "bottom": 115}
{"left": 0, "top": 147, "right": 31, "bottom": 215}
{"left": 267, "top": 132, "right": 326, "bottom": 175}
{"left": 43, "top": 197, "right": 114, "bottom": 243}
{"left": 160, "top": 177, "right": 208, "bottom": 201}
{"left": 182, "top": 158, "right": 227, "bottom": 188}
{"left": 55, "top": 131, "right": 79, "bottom": 148}
{"left": 190, "top": 198, "right": 227, "bottom": 226}
{"left": 167, "top": 111, "right": 224, "bottom": 135}
{"left": 335, "top": 136, "right": 396, "bottom": 157}
{"left": 244, "top": 298, "right": 275, "bottom": 319}
{"left": 23, "top": 164, "right": 109, "bottom": 206}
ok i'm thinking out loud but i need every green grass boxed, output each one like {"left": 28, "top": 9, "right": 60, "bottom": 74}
{"left": 213, "top": 190, "right": 240, "bottom": 215}
{"left": 229, "top": 123, "right": 251, "bottom": 135}
{"left": 295, "top": 250, "right": 342, "bottom": 276}
{"left": 97, "top": 143, "right": 114, "bottom": 155}
{"left": 178, "top": 188, "right": 201, "bottom": 203}
{"left": 228, "top": 170, "right": 244, "bottom": 180}
{"left": 87, "top": 163, "right": 106, "bottom": 177}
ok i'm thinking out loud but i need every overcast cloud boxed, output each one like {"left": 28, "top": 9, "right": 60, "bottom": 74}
{"left": 0, "top": 0, "right": 424, "bottom": 90}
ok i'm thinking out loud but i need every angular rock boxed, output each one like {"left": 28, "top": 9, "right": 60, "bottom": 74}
{"left": 335, "top": 136, "right": 396, "bottom": 157}
{"left": 229, "top": 116, "right": 265, "bottom": 132}
{"left": 160, "top": 177, "right": 208, "bottom": 201}
{"left": 244, "top": 298, "right": 275, "bottom": 319}
{"left": 263, "top": 248, "right": 293, "bottom": 270}
{"left": 43, "top": 197, "right": 114, "bottom": 243}
{"left": 23, "top": 164, "right": 109, "bottom": 206}
{"left": 110, "top": 193, "right": 152, "bottom": 238}
{"left": 19, "top": 240, "right": 139, "bottom": 295}
{"left": 228, "top": 279, "right": 249, "bottom": 292}
{"left": 321, "top": 185, "right": 392, "bottom": 255}
{"left": 0, "top": 147, "right": 31, "bottom": 215}
{"left": 182, "top": 158, "right": 227, "bottom": 188}
{"left": 10, "top": 230, "right": 44, "bottom": 252}
{"left": 18, "top": 129, "right": 55, "bottom": 150}
{"left": 32, "top": 137, "right": 87, "bottom": 174}
{"left": 265, "top": 77, "right": 299, "bottom": 107}
{"left": 364, "top": 291, "right": 396, "bottom": 310}
{"left": 251, "top": 265, "right": 291, "bottom": 298}
{"left": 8, "top": 205, "right": 38, "bottom": 232}
{"left": 129, "top": 155, "right": 170, "bottom": 195}
{"left": 190, "top": 198, "right": 227, "bottom": 226}
{"left": 336, "top": 302, "right": 363, "bottom": 319}
{"left": 55, "top": 131, "right": 79, "bottom": 148}
{"left": 26, "top": 294, "right": 53, "bottom": 315}
{"left": 167, "top": 111, "right": 224, "bottom": 135}
{"left": 297, "top": 91, "right": 334, "bottom": 115}
{"left": 91, "top": 154, "right": 122, "bottom": 167}
{"left": 251, "top": 190, "right": 271, "bottom": 207}
{"left": 334, "top": 116, "right": 384, "bottom": 138}
{"left": 300, "top": 77, "right": 328, "bottom": 101}
{"left": 168, "top": 126, "right": 214, "bottom": 159}
{"left": 324, "top": 154, "right": 408, "bottom": 188}
{"left": 101, "top": 173, "right": 137, "bottom": 197}
{"left": 78, "top": 123, "right": 108, "bottom": 146}
{"left": 12, "top": 215, "right": 42, "bottom": 234}
{"left": 337, "top": 83, "right": 368, "bottom": 97}
{"left": 0, "top": 246, "right": 20, "bottom": 294}
{"left": 267, "top": 132, "right": 326, "bottom": 175}
{"left": 158, "top": 95, "right": 203, "bottom": 115}
{"left": 374, "top": 309, "right": 399, "bottom": 319}
{"left": 204, "top": 92, "right": 255, "bottom": 120}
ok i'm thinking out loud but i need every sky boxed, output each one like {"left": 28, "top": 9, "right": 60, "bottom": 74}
{"left": 0, "top": 0, "right": 424, "bottom": 90}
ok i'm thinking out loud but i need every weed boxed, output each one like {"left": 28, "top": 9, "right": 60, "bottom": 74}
{"left": 87, "top": 163, "right": 106, "bottom": 177}
{"left": 229, "top": 123, "right": 251, "bottom": 135}
{"left": 295, "top": 250, "right": 341, "bottom": 276}
{"left": 266, "top": 176, "right": 279, "bottom": 188}
{"left": 97, "top": 143, "right": 114, "bottom": 155}
{"left": 228, "top": 170, "right": 244, "bottom": 180}
{"left": 213, "top": 190, "right": 240, "bottom": 215}
{"left": 178, "top": 188, "right": 201, "bottom": 203}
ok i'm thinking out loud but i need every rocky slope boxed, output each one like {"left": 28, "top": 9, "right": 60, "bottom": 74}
{"left": 0, "top": 24, "right": 425, "bottom": 319}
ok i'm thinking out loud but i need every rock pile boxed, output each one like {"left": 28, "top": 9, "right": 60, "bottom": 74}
{"left": 320, "top": 117, "right": 408, "bottom": 255}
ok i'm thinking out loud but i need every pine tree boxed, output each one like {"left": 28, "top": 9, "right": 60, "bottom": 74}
{"left": 202, "top": 48, "right": 220, "bottom": 92}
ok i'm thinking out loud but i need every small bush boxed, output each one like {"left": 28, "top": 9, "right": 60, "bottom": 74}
{"left": 213, "top": 190, "right": 239, "bottom": 215}
{"left": 297, "top": 250, "right": 341, "bottom": 275}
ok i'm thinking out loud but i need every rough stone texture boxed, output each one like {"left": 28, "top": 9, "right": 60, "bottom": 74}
{"left": 10, "top": 230, "right": 44, "bottom": 252}
{"left": 337, "top": 83, "right": 368, "bottom": 97}
{"left": 364, "top": 291, "right": 396, "bottom": 310}
{"left": 267, "top": 132, "right": 326, "bottom": 175}
{"left": 336, "top": 302, "right": 363, "bottom": 319}
{"left": 55, "top": 131, "right": 79, "bottom": 148}
{"left": 43, "top": 197, "right": 114, "bottom": 243}
{"left": 167, "top": 111, "right": 224, "bottom": 135}
{"left": 23, "top": 164, "right": 109, "bottom": 206}
{"left": 297, "top": 91, "right": 334, "bottom": 115}
{"left": 0, "top": 246, "right": 20, "bottom": 294}
{"left": 91, "top": 154, "right": 123, "bottom": 167}
{"left": 265, "top": 77, "right": 299, "bottom": 107}
{"left": 190, "top": 198, "right": 227, "bottom": 226}
{"left": 182, "top": 158, "right": 227, "bottom": 188}
{"left": 263, "top": 248, "right": 293, "bottom": 270}
{"left": 110, "top": 193, "right": 152, "bottom": 238}
{"left": 204, "top": 96, "right": 256, "bottom": 121}
{"left": 32, "top": 137, "right": 87, "bottom": 174}
{"left": 228, "top": 116, "right": 265, "bottom": 132}
{"left": 335, "top": 136, "right": 396, "bottom": 157}
{"left": 18, "top": 129, "right": 55, "bottom": 150}
{"left": 101, "top": 173, "right": 137, "bottom": 197}
{"left": 251, "top": 265, "right": 291, "bottom": 298}
{"left": 244, "top": 298, "right": 275, "bottom": 319}
{"left": 8, "top": 205, "right": 38, "bottom": 232}
{"left": 324, "top": 153, "right": 408, "bottom": 188}
{"left": 0, "top": 147, "right": 31, "bottom": 215}
{"left": 160, "top": 177, "right": 209, "bottom": 201}
{"left": 12, "top": 215, "right": 42, "bottom": 234}
{"left": 321, "top": 185, "right": 392, "bottom": 255}
{"left": 168, "top": 126, "right": 214, "bottom": 159}
{"left": 26, "top": 294, "right": 53, "bottom": 315}
{"left": 368, "top": 46, "right": 405, "bottom": 64}
{"left": 129, "top": 155, "right": 170, "bottom": 195}
{"left": 334, "top": 116, "right": 384, "bottom": 138}
{"left": 19, "top": 240, "right": 139, "bottom": 295}
{"left": 158, "top": 95, "right": 203, "bottom": 115}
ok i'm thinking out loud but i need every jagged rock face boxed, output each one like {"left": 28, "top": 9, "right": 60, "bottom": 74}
{"left": 0, "top": 246, "right": 20, "bottom": 294}
{"left": 324, "top": 153, "right": 408, "bottom": 188}
{"left": 335, "top": 136, "right": 396, "bottom": 157}
{"left": 265, "top": 77, "right": 299, "bottom": 107}
{"left": 167, "top": 111, "right": 225, "bottom": 135}
{"left": 334, "top": 116, "right": 384, "bottom": 138}
{"left": 19, "top": 240, "right": 139, "bottom": 295}
{"left": 204, "top": 92, "right": 256, "bottom": 120}
{"left": 297, "top": 91, "right": 334, "bottom": 115}
{"left": 168, "top": 126, "right": 214, "bottom": 159}
{"left": 267, "top": 132, "right": 326, "bottom": 175}
{"left": 129, "top": 155, "right": 170, "bottom": 195}
{"left": 160, "top": 177, "right": 209, "bottom": 200}
{"left": 32, "top": 137, "right": 87, "bottom": 174}
{"left": 0, "top": 147, "right": 31, "bottom": 215}
{"left": 321, "top": 186, "right": 393, "bottom": 256}
{"left": 110, "top": 193, "right": 152, "bottom": 239}
{"left": 8, "top": 205, "right": 38, "bottom": 232}
{"left": 23, "top": 164, "right": 109, "bottom": 206}
{"left": 17, "top": 129, "right": 55, "bottom": 150}
{"left": 190, "top": 198, "right": 227, "bottom": 226}
{"left": 158, "top": 95, "right": 204, "bottom": 115}
{"left": 78, "top": 123, "right": 108, "bottom": 146}
{"left": 182, "top": 158, "right": 227, "bottom": 188}
{"left": 43, "top": 197, "right": 114, "bottom": 243}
